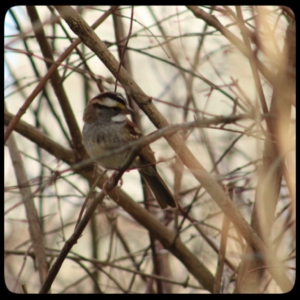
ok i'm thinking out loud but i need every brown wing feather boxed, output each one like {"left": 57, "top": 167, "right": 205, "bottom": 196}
{"left": 124, "top": 119, "right": 177, "bottom": 208}
{"left": 124, "top": 118, "right": 157, "bottom": 168}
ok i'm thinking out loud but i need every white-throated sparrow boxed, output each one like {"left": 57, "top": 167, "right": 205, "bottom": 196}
{"left": 82, "top": 91, "right": 177, "bottom": 209}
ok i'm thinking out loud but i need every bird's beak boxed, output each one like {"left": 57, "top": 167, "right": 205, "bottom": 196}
{"left": 123, "top": 105, "right": 134, "bottom": 115}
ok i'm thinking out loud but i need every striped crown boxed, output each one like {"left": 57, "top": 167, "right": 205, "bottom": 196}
{"left": 89, "top": 92, "right": 128, "bottom": 110}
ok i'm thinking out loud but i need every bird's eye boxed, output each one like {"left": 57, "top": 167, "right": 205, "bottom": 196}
{"left": 93, "top": 103, "right": 103, "bottom": 110}
{"left": 111, "top": 107, "right": 119, "bottom": 112}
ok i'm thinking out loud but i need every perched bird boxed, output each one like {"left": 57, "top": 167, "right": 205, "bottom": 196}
{"left": 82, "top": 91, "right": 177, "bottom": 209}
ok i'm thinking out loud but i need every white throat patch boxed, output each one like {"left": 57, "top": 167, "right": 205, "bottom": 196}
{"left": 112, "top": 114, "right": 126, "bottom": 122}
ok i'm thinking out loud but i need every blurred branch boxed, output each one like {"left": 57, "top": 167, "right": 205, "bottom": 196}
{"left": 112, "top": 8, "right": 142, "bottom": 133}
{"left": 235, "top": 15, "right": 295, "bottom": 294}
{"left": 187, "top": 6, "right": 275, "bottom": 85}
{"left": 4, "top": 5, "right": 118, "bottom": 144}
{"left": 39, "top": 190, "right": 105, "bottom": 293}
{"left": 213, "top": 183, "right": 233, "bottom": 293}
{"left": 6, "top": 249, "right": 204, "bottom": 290}
{"left": 235, "top": 7, "right": 268, "bottom": 116}
{"left": 4, "top": 111, "right": 77, "bottom": 164}
{"left": 26, "top": 6, "right": 84, "bottom": 155}
{"left": 6, "top": 127, "right": 48, "bottom": 287}
{"left": 5, "top": 106, "right": 215, "bottom": 292}
{"left": 7, "top": 9, "right": 71, "bottom": 144}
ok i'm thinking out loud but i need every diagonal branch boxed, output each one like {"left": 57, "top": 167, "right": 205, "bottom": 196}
{"left": 55, "top": 6, "right": 292, "bottom": 292}
{"left": 5, "top": 110, "right": 215, "bottom": 292}
{"left": 4, "top": 6, "right": 119, "bottom": 145}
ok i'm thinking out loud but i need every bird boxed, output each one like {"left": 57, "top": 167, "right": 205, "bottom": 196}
{"left": 82, "top": 91, "right": 177, "bottom": 209}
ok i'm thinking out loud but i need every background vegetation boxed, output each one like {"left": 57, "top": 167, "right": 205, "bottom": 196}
{"left": 4, "top": 6, "right": 295, "bottom": 293}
